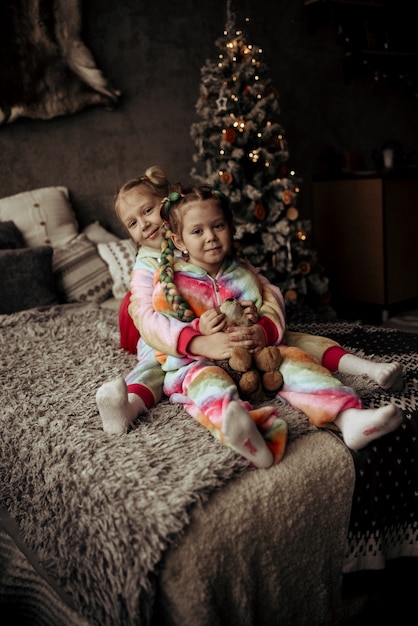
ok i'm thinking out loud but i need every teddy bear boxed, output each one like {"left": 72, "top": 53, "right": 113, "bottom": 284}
{"left": 218, "top": 298, "right": 283, "bottom": 403}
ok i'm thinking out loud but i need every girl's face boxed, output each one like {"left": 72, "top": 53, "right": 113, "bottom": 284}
{"left": 171, "top": 199, "right": 232, "bottom": 277}
{"left": 117, "top": 186, "right": 163, "bottom": 248}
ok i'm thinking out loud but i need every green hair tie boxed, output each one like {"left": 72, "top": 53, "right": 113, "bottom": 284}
{"left": 161, "top": 191, "right": 183, "bottom": 223}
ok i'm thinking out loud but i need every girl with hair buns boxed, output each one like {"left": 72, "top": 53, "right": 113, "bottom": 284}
{"left": 96, "top": 166, "right": 179, "bottom": 434}
{"left": 97, "top": 167, "right": 288, "bottom": 463}
{"left": 97, "top": 168, "right": 403, "bottom": 467}
{"left": 97, "top": 166, "right": 273, "bottom": 439}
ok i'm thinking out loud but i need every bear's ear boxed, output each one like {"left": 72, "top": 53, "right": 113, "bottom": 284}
{"left": 219, "top": 299, "right": 244, "bottom": 327}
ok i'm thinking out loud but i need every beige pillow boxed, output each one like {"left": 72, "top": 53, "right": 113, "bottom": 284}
{"left": 0, "top": 187, "right": 79, "bottom": 248}
{"left": 97, "top": 239, "right": 137, "bottom": 299}
{"left": 53, "top": 234, "right": 113, "bottom": 303}
{"left": 83, "top": 221, "right": 120, "bottom": 245}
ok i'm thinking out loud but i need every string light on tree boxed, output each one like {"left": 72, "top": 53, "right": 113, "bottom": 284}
{"left": 190, "top": 0, "right": 331, "bottom": 310}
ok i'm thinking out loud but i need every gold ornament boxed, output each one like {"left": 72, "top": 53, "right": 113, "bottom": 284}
{"left": 295, "top": 229, "right": 307, "bottom": 241}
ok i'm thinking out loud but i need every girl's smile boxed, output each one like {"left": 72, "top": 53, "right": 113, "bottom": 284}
{"left": 171, "top": 199, "right": 232, "bottom": 276}
{"left": 117, "top": 187, "right": 163, "bottom": 249}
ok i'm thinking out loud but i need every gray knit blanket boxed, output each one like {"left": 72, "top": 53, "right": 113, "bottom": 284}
{"left": 0, "top": 305, "right": 316, "bottom": 626}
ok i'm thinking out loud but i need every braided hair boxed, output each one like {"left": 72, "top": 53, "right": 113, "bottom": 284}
{"left": 158, "top": 186, "right": 235, "bottom": 322}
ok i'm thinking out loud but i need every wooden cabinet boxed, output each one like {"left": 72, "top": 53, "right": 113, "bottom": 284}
{"left": 312, "top": 175, "right": 418, "bottom": 320}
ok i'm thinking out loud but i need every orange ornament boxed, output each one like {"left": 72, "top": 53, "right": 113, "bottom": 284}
{"left": 286, "top": 207, "right": 299, "bottom": 221}
{"left": 284, "top": 289, "right": 298, "bottom": 301}
{"left": 224, "top": 128, "right": 236, "bottom": 144}
{"left": 254, "top": 203, "right": 266, "bottom": 220}
{"left": 282, "top": 190, "right": 292, "bottom": 205}
{"left": 220, "top": 171, "right": 233, "bottom": 184}
{"left": 299, "top": 261, "right": 311, "bottom": 276}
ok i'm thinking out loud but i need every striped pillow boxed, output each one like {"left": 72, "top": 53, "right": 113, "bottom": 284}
{"left": 97, "top": 239, "right": 137, "bottom": 299}
{"left": 53, "top": 234, "right": 113, "bottom": 303}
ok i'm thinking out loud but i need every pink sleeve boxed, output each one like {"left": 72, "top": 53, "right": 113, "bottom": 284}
{"left": 129, "top": 267, "right": 201, "bottom": 356}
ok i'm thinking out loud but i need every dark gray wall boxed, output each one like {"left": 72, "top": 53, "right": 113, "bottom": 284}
{"left": 1, "top": 0, "right": 417, "bottom": 237}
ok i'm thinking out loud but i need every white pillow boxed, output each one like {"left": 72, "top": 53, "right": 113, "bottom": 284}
{"left": 83, "top": 221, "right": 120, "bottom": 244}
{"left": 97, "top": 239, "right": 137, "bottom": 299}
{"left": 0, "top": 187, "right": 79, "bottom": 248}
{"left": 53, "top": 234, "right": 113, "bottom": 303}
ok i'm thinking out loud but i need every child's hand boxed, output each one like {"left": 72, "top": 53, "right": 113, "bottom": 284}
{"left": 239, "top": 300, "right": 259, "bottom": 324}
{"left": 227, "top": 323, "right": 266, "bottom": 351}
{"left": 199, "top": 308, "right": 227, "bottom": 335}
{"left": 188, "top": 332, "right": 237, "bottom": 359}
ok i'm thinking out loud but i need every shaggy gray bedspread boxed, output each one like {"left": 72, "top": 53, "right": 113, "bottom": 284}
{"left": 0, "top": 304, "right": 327, "bottom": 626}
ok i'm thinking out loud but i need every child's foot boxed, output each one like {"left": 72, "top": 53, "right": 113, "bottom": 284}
{"left": 338, "top": 354, "right": 403, "bottom": 390}
{"left": 335, "top": 404, "right": 403, "bottom": 451}
{"left": 370, "top": 361, "right": 404, "bottom": 390}
{"left": 222, "top": 401, "right": 274, "bottom": 469}
{"left": 96, "top": 377, "right": 146, "bottom": 434}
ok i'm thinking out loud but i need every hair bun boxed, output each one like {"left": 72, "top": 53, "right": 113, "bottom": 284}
{"left": 144, "top": 165, "right": 169, "bottom": 187}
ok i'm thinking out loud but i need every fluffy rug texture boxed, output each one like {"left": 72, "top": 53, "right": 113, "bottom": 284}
{"left": 0, "top": 304, "right": 321, "bottom": 625}
{"left": 2, "top": 305, "right": 416, "bottom": 625}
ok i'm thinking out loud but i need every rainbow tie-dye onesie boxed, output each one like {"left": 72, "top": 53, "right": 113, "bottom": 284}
{"left": 147, "top": 256, "right": 362, "bottom": 455}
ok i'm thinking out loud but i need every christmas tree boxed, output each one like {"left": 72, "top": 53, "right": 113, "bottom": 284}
{"left": 190, "top": 1, "right": 331, "bottom": 313}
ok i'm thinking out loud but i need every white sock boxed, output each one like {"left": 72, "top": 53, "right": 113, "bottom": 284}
{"left": 338, "top": 354, "right": 404, "bottom": 390}
{"left": 334, "top": 404, "right": 403, "bottom": 451}
{"left": 96, "top": 377, "right": 147, "bottom": 434}
{"left": 222, "top": 400, "right": 274, "bottom": 468}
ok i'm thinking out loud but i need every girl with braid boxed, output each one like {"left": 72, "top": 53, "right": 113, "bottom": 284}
{"left": 97, "top": 168, "right": 403, "bottom": 467}
{"left": 97, "top": 167, "right": 289, "bottom": 467}
{"left": 138, "top": 185, "right": 402, "bottom": 467}
{"left": 96, "top": 166, "right": 278, "bottom": 440}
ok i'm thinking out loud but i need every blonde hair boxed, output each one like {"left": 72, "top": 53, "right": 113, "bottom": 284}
{"left": 114, "top": 165, "right": 174, "bottom": 221}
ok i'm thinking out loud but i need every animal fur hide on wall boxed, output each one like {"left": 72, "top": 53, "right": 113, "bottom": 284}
{"left": 0, "top": 0, "right": 120, "bottom": 125}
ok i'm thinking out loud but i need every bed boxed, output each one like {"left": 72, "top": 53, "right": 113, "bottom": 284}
{"left": 0, "top": 187, "right": 417, "bottom": 626}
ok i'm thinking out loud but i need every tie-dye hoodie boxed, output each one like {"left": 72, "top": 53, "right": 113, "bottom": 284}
{"left": 130, "top": 250, "right": 286, "bottom": 363}
{"left": 130, "top": 249, "right": 362, "bottom": 427}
